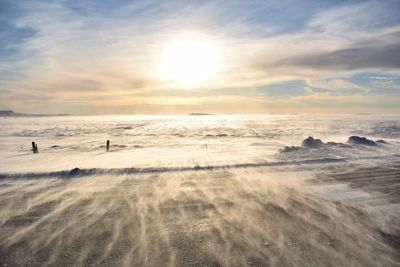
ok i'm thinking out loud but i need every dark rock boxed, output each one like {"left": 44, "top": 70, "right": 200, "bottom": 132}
{"left": 279, "top": 146, "right": 303, "bottom": 153}
{"left": 326, "top": 142, "right": 351, "bottom": 148}
{"left": 347, "top": 136, "right": 377, "bottom": 146}
{"left": 68, "top": 168, "right": 81, "bottom": 176}
{"left": 376, "top": 139, "right": 387, "bottom": 144}
{"left": 302, "top": 136, "right": 324, "bottom": 148}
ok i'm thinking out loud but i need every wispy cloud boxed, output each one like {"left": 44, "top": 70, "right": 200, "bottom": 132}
{"left": 0, "top": 0, "right": 399, "bottom": 113}
{"left": 281, "top": 35, "right": 400, "bottom": 71}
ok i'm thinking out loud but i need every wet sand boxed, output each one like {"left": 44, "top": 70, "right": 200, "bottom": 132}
{"left": 0, "top": 163, "right": 399, "bottom": 266}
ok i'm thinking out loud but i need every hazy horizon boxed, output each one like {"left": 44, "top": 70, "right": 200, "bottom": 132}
{"left": 3, "top": 109, "right": 400, "bottom": 116}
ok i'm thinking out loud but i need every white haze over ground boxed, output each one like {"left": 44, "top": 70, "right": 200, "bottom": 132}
{"left": 0, "top": 114, "right": 400, "bottom": 266}
{"left": 1, "top": 114, "right": 400, "bottom": 172}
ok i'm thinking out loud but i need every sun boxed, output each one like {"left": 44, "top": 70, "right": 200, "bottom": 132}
{"left": 159, "top": 34, "right": 220, "bottom": 87}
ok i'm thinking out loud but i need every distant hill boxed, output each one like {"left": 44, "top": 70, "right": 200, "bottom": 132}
{"left": 0, "top": 110, "right": 69, "bottom": 117}
{"left": 189, "top": 113, "right": 214, "bottom": 116}
{"left": 0, "top": 110, "right": 17, "bottom": 116}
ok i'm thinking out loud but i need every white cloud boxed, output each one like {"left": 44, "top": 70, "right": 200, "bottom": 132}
{"left": 1, "top": 1, "right": 400, "bottom": 113}
{"left": 306, "top": 79, "right": 361, "bottom": 90}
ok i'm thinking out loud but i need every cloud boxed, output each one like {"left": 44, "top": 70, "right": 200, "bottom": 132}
{"left": 306, "top": 79, "right": 361, "bottom": 90}
{"left": 0, "top": 0, "right": 400, "bottom": 113}
{"left": 248, "top": 1, "right": 400, "bottom": 81}
{"left": 307, "top": 1, "right": 399, "bottom": 34}
{"left": 281, "top": 40, "right": 400, "bottom": 71}
{"left": 368, "top": 76, "right": 400, "bottom": 80}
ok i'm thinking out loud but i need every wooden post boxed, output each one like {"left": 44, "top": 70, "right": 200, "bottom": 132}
{"left": 106, "top": 140, "right": 110, "bottom": 152}
{"left": 32, "top": 142, "right": 38, "bottom": 153}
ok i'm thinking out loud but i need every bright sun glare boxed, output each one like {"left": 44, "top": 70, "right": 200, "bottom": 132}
{"left": 160, "top": 34, "right": 220, "bottom": 87}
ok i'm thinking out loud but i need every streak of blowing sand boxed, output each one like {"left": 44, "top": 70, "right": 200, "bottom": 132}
{"left": 0, "top": 165, "right": 399, "bottom": 266}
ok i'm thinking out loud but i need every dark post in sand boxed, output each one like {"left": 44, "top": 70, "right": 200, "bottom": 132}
{"left": 106, "top": 140, "right": 110, "bottom": 152}
{"left": 32, "top": 142, "right": 38, "bottom": 153}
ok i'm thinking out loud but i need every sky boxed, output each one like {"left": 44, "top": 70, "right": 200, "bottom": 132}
{"left": 1, "top": 0, "right": 400, "bottom": 114}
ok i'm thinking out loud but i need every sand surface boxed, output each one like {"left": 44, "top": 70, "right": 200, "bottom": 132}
{"left": 1, "top": 162, "right": 399, "bottom": 267}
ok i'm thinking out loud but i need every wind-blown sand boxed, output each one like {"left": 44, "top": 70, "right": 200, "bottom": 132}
{"left": 0, "top": 161, "right": 399, "bottom": 266}
{"left": 1, "top": 114, "right": 400, "bottom": 266}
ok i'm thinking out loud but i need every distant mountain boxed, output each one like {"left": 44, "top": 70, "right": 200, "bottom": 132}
{"left": 0, "top": 110, "right": 17, "bottom": 116}
{"left": 189, "top": 113, "right": 214, "bottom": 116}
{"left": 0, "top": 110, "right": 69, "bottom": 117}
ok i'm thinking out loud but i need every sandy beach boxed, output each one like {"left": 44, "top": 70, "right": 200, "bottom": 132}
{"left": 1, "top": 159, "right": 399, "bottom": 266}
{"left": 1, "top": 115, "right": 399, "bottom": 266}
